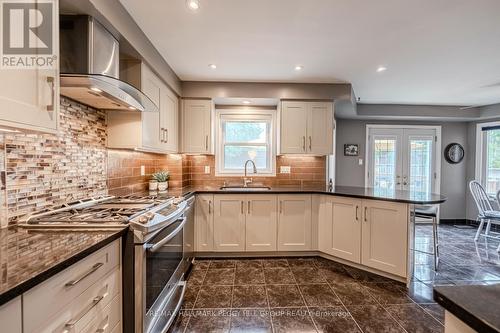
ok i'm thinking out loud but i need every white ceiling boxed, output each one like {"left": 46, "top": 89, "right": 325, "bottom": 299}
{"left": 119, "top": 0, "right": 500, "bottom": 106}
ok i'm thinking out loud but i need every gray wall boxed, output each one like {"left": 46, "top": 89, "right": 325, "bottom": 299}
{"left": 335, "top": 119, "right": 468, "bottom": 220}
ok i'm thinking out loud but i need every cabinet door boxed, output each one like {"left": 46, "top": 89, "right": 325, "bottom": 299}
{"left": 213, "top": 195, "right": 246, "bottom": 251}
{"left": 0, "top": 297, "right": 22, "bottom": 333}
{"left": 160, "top": 86, "right": 179, "bottom": 152}
{"left": 246, "top": 195, "right": 277, "bottom": 251}
{"left": 319, "top": 196, "right": 362, "bottom": 262}
{"left": 195, "top": 194, "right": 214, "bottom": 251}
{"left": 307, "top": 102, "right": 334, "bottom": 154}
{"left": 182, "top": 99, "right": 211, "bottom": 154}
{"left": 141, "top": 65, "right": 162, "bottom": 149}
{"left": 361, "top": 200, "right": 408, "bottom": 277}
{"left": 280, "top": 101, "right": 308, "bottom": 154}
{"left": 277, "top": 194, "right": 312, "bottom": 251}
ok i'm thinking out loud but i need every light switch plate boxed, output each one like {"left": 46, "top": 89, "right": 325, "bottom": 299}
{"left": 280, "top": 166, "right": 291, "bottom": 174}
{"left": 204, "top": 166, "right": 210, "bottom": 174}
{"left": 140, "top": 165, "right": 145, "bottom": 176}
{"left": 358, "top": 159, "right": 363, "bottom": 166}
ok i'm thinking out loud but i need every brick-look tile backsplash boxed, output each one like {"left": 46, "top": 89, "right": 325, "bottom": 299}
{"left": 1, "top": 98, "right": 107, "bottom": 225}
{"left": 185, "top": 155, "right": 326, "bottom": 188}
{"left": 107, "top": 150, "right": 185, "bottom": 196}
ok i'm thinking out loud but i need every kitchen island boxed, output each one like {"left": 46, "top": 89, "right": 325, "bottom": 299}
{"left": 176, "top": 185, "right": 446, "bottom": 285}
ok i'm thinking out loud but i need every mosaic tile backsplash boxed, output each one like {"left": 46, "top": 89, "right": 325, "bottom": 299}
{"left": 0, "top": 98, "right": 108, "bottom": 226}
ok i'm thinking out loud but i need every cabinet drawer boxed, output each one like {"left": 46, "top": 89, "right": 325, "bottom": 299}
{"left": 27, "top": 268, "right": 121, "bottom": 333}
{"left": 24, "top": 240, "right": 120, "bottom": 332}
{"left": 80, "top": 294, "right": 121, "bottom": 333}
{"left": 0, "top": 296, "right": 22, "bottom": 333}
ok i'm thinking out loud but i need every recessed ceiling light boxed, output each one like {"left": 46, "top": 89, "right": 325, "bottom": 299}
{"left": 208, "top": 64, "right": 217, "bottom": 69}
{"left": 128, "top": 106, "right": 136, "bottom": 110}
{"left": 186, "top": 0, "right": 200, "bottom": 11}
{"left": 294, "top": 65, "right": 303, "bottom": 71}
{"left": 90, "top": 87, "right": 102, "bottom": 93}
{"left": 242, "top": 100, "right": 251, "bottom": 104}
{"left": 376, "top": 66, "right": 387, "bottom": 72}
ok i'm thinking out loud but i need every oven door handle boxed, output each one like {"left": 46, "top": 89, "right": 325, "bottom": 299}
{"left": 146, "top": 217, "right": 187, "bottom": 252}
{"left": 159, "top": 281, "right": 187, "bottom": 333}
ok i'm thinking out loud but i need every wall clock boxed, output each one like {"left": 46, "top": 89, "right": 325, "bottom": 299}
{"left": 444, "top": 143, "right": 465, "bottom": 164}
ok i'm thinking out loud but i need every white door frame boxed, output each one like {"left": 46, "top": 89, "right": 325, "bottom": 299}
{"left": 365, "top": 124, "right": 442, "bottom": 195}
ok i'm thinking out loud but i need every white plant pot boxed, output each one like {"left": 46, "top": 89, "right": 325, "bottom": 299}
{"left": 158, "top": 181, "right": 168, "bottom": 192}
{"left": 149, "top": 181, "right": 158, "bottom": 191}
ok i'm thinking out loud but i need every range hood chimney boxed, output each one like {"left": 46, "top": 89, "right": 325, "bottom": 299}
{"left": 59, "top": 15, "right": 157, "bottom": 112}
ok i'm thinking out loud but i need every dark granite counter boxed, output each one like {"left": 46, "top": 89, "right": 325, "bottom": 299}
{"left": 434, "top": 284, "right": 500, "bottom": 333}
{"left": 0, "top": 226, "right": 127, "bottom": 306}
{"left": 172, "top": 185, "right": 446, "bottom": 205}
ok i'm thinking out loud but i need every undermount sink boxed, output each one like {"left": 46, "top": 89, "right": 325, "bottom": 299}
{"left": 220, "top": 186, "right": 271, "bottom": 191}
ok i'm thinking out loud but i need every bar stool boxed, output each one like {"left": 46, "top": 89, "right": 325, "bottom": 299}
{"left": 415, "top": 205, "right": 439, "bottom": 270}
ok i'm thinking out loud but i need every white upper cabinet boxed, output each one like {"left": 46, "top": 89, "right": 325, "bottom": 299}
{"left": 280, "top": 101, "right": 334, "bottom": 155}
{"left": 0, "top": 0, "right": 59, "bottom": 133}
{"left": 108, "top": 62, "right": 179, "bottom": 153}
{"left": 181, "top": 99, "right": 213, "bottom": 154}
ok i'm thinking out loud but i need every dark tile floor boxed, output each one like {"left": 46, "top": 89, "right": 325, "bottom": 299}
{"left": 169, "top": 224, "right": 500, "bottom": 333}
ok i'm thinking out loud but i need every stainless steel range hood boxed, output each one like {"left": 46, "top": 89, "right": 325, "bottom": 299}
{"left": 60, "top": 15, "right": 157, "bottom": 112}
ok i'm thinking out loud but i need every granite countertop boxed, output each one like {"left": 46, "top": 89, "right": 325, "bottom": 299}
{"left": 174, "top": 185, "right": 447, "bottom": 205}
{"left": 434, "top": 284, "right": 500, "bottom": 333}
{"left": 0, "top": 226, "right": 127, "bottom": 306}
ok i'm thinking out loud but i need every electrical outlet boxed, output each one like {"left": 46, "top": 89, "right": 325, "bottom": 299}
{"left": 358, "top": 159, "right": 363, "bottom": 166}
{"left": 140, "top": 165, "right": 145, "bottom": 176}
{"left": 280, "top": 166, "right": 291, "bottom": 174}
{"left": 204, "top": 165, "right": 211, "bottom": 174}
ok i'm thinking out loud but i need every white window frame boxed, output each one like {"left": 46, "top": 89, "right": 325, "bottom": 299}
{"left": 215, "top": 109, "right": 276, "bottom": 176}
{"left": 475, "top": 120, "right": 500, "bottom": 195}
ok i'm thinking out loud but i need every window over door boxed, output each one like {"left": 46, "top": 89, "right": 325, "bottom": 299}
{"left": 477, "top": 122, "right": 500, "bottom": 195}
{"left": 216, "top": 110, "right": 276, "bottom": 176}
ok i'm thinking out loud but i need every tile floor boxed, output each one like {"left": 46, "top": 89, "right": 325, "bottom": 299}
{"left": 169, "top": 224, "right": 500, "bottom": 333}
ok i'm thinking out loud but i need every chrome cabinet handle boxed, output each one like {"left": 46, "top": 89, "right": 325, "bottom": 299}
{"left": 160, "top": 128, "right": 165, "bottom": 142}
{"left": 165, "top": 128, "right": 169, "bottom": 143}
{"left": 364, "top": 207, "right": 368, "bottom": 222}
{"left": 46, "top": 76, "right": 55, "bottom": 112}
{"left": 64, "top": 294, "right": 105, "bottom": 329}
{"left": 309, "top": 136, "right": 312, "bottom": 150}
{"left": 65, "top": 262, "right": 104, "bottom": 287}
{"left": 248, "top": 200, "right": 251, "bottom": 214}
{"left": 95, "top": 316, "right": 109, "bottom": 333}
{"left": 355, "top": 206, "right": 359, "bottom": 221}
{"left": 208, "top": 200, "right": 211, "bottom": 214}
{"left": 302, "top": 136, "right": 306, "bottom": 151}
{"left": 241, "top": 201, "right": 244, "bottom": 214}
{"left": 279, "top": 201, "right": 283, "bottom": 214}
{"left": 147, "top": 217, "right": 187, "bottom": 252}
{"left": 205, "top": 135, "right": 209, "bottom": 151}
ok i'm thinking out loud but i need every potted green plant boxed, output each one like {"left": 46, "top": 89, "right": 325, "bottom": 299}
{"left": 152, "top": 171, "right": 170, "bottom": 192}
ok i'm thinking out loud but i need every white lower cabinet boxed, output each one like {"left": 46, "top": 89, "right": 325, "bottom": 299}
{"left": 361, "top": 200, "right": 408, "bottom": 277}
{"left": 213, "top": 195, "right": 246, "bottom": 251}
{"left": 277, "top": 194, "right": 312, "bottom": 251}
{"left": 195, "top": 194, "right": 214, "bottom": 251}
{"left": 245, "top": 195, "right": 277, "bottom": 251}
{"left": 319, "top": 196, "right": 362, "bottom": 262}
{"left": 0, "top": 297, "right": 22, "bottom": 333}
{"left": 22, "top": 239, "right": 122, "bottom": 333}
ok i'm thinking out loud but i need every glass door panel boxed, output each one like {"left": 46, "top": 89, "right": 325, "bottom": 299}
{"left": 408, "top": 139, "right": 433, "bottom": 193}
{"left": 373, "top": 139, "right": 397, "bottom": 190}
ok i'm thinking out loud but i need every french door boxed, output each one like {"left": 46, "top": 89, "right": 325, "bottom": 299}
{"left": 367, "top": 127, "right": 439, "bottom": 194}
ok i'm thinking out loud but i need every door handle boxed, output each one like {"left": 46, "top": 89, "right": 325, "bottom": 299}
{"left": 309, "top": 136, "right": 312, "bottom": 150}
{"left": 364, "top": 207, "right": 368, "bottom": 222}
{"left": 46, "top": 76, "right": 55, "bottom": 111}
{"left": 355, "top": 206, "right": 359, "bottom": 221}
{"left": 248, "top": 200, "right": 251, "bottom": 214}
{"left": 302, "top": 136, "right": 306, "bottom": 151}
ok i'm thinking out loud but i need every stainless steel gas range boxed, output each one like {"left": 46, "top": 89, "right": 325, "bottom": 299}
{"left": 18, "top": 193, "right": 195, "bottom": 333}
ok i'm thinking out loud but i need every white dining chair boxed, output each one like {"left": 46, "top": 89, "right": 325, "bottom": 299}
{"left": 469, "top": 181, "right": 500, "bottom": 252}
